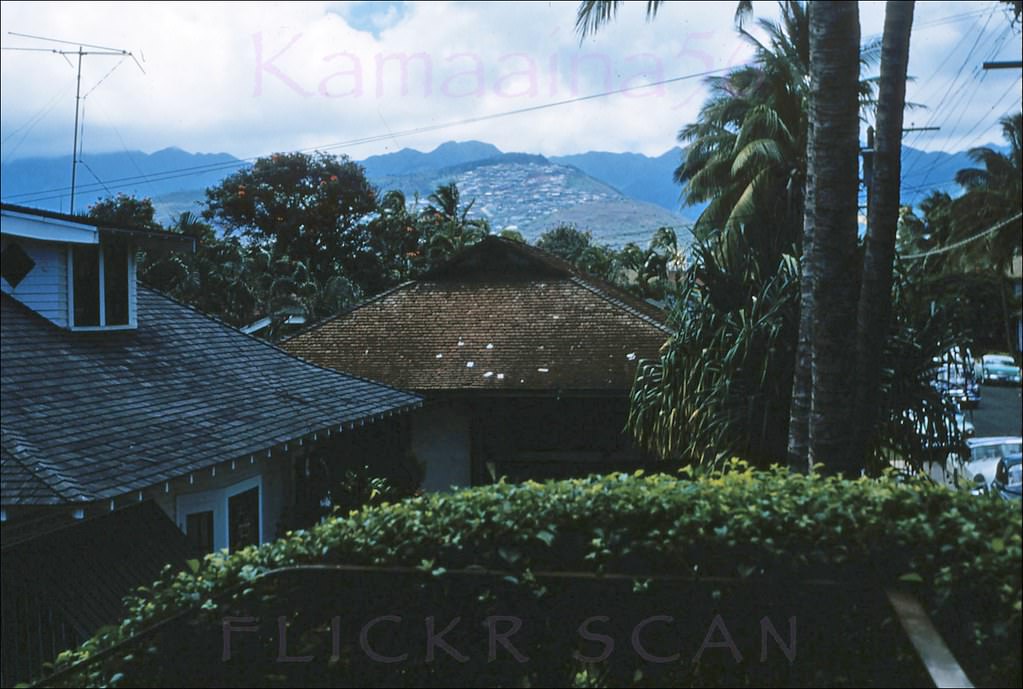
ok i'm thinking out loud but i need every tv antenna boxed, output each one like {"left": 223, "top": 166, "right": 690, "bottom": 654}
{"left": 3, "top": 32, "right": 145, "bottom": 213}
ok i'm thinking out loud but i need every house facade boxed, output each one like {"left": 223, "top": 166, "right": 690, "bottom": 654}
{"left": 284, "top": 236, "right": 672, "bottom": 490}
{"left": 0, "top": 204, "right": 422, "bottom": 685}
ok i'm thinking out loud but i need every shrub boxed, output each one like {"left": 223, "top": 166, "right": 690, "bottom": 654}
{"left": 52, "top": 465, "right": 1021, "bottom": 687}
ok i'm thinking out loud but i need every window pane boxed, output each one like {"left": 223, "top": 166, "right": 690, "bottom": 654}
{"left": 103, "top": 242, "right": 130, "bottom": 325}
{"left": 72, "top": 245, "right": 100, "bottom": 327}
{"left": 186, "top": 511, "right": 215, "bottom": 554}
{"left": 229, "top": 487, "right": 260, "bottom": 551}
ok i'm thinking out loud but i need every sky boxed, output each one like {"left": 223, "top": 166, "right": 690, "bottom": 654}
{"left": 1, "top": 0, "right": 1020, "bottom": 169}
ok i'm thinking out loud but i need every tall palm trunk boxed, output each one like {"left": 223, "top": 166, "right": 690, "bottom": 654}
{"left": 804, "top": 0, "right": 861, "bottom": 475}
{"left": 853, "top": 1, "right": 915, "bottom": 472}
{"left": 787, "top": 108, "right": 815, "bottom": 473}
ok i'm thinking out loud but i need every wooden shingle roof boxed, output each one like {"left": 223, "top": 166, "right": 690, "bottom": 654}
{"left": 0, "top": 288, "right": 422, "bottom": 506}
{"left": 284, "top": 237, "right": 671, "bottom": 393}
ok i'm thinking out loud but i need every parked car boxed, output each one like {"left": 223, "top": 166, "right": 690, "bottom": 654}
{"left": 956, "top": 410, "right": 975, "bottom": 438}
{"left": 900, "top": 409, "right": 976, "bottom": 486}
{"left": 964, "top": 436, "right": 1023, "bottom": 488}
{"left": 976, "top": 353, "right": 1022, "bottom": 385}
{"left": 990, "top": 453, "right": 1022, "bottom": 500}
{"left": 932, "top": 347, "right": 981, "bottom": 407}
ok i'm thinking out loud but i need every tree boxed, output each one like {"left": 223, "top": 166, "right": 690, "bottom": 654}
{"left": 952, "top": 111, "right": 1023, "bottom": 271}
{"left": 88, "top": 193, "right": 161, "bottom": 230}
{"left": 575, "top": 0, "right": 752, "bottom": 38}
{"left": 366, "top": 189, "right": 426, "bottom": 286}
{"left": 628, "top": 228, "right": 800, "bottom": 468}
{"left": 798, "top": 1, "right": 861, "bottom": 474}
{"left": 951, "top": 111, "right": 1023, "bottom": 361}
{"left": 579, "top": 1, "right": 924, "bottom": 476}
{"left": 203, "top": 151, "right": 377, "bottom": 291}
{"left": 677, "top": 0, "right": 809, "bottom": 260}
{"left": 535, "top": 224, "right": 595, "bottom": 264}
{"left": 419, "top": 182, "right": 490, "bottom": 265}
{"left": 852, "top": 1, "right": 915, "bottom": 470}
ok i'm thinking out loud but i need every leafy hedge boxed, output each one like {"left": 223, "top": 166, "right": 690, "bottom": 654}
{"left": 52, "top": 465, "right": 1021, "bottom": 687}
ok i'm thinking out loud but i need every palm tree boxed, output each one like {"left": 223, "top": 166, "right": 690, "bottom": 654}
{"left": 677, "top": 0, "right": 809, "bottom": 255}
{"left": 575, "top": 1, "right": 752, "bottom": 38}
{"left": 421, "top": 182, "right": 490, "bottom": 264}
{"left": 799, "top": 1, "right": 861, "bottom": 474}
{"left": 952, "top": 111, "right": 1023, "bottom": 360}
{"left": 852, "top": 0, "right": 915, "bottom": 470}
{"left": 952, "top": 111, "right": 1023, "bottom": 270}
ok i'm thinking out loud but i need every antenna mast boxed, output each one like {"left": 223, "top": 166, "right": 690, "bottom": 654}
{"left": 3, "top": 32, "right": 145, "bottom": 213}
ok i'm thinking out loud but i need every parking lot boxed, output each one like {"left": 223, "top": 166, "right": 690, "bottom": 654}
{"left": 970, "top": 384, "right": 1023, "bottom": 438}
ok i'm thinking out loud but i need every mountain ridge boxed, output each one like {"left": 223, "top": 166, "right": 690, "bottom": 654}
{"left": 2, "top": 140, "right": 1005, "bottom": 246}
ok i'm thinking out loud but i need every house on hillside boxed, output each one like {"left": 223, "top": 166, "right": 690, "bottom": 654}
{"left": 284, "top": 236, "right": 672, "bottom": 489}
{"left": 0, "top": 203, "right": 421, "bottom": 685}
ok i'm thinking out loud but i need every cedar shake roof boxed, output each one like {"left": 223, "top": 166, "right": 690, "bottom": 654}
{"left": 284, "top": 237, "right": 671, "bottom": 393}
{"left": 1, "top": 288, "right": 422, "bottom": 506}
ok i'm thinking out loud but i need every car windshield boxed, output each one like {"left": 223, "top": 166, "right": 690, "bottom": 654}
{"left": 1008, "top": 464, "right": 1022, "bottom": 492}
{"left": 971, "top": 442, "right": 1023, "bottom": 461}
{"left": 985, "top": 355, "right": 1016, "bottom": 366}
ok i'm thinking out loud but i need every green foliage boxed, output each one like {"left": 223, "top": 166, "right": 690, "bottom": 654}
{"left": 52, "top": 468, "right": 1021, "bottom": 687}
{"left": 900, "top": 113, "right": 1022, "bottom": 360}
{"left": 629, "top": 224, "right": 965, "bottom": 474}
{"left": 629, "top": 231, "right": 799, "bottom": 468}
{"left": 203, "top": 151, "right": 378, "bottom": 290}
{"left": 536, "top": 224, "right": 597, "bottom": 264}
{"left": 536, "top": 224, "right": 685, "bottom": 304}
{"left": 950, "top": 112, "right": 1022, "bottom": 274}
{"left": 88, "top": 193, "right": 161, "bottom": 230}
{"left": 419, "top": 182, "right": 491, "bottom": 266}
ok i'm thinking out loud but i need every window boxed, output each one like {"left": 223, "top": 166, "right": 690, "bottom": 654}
{"left": 186, "top": 511, "right": 215, "bottom": 554}
{"left": 229, "top": 487, "right": 260, "bottom": 551}
{"left": 176, "top": 477, "right": 263, "bottom": 553}
{"left": 69, "top": 240, "right": 134, "bottom": 329}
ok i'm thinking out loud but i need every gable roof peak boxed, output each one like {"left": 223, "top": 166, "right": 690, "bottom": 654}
{"left": 421, "top": 236, "right": 575, "bottom": 281}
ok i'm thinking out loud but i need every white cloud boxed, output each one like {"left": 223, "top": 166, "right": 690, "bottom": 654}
{"left": 0, "top": 0, "right": 1018, "bottom": 170}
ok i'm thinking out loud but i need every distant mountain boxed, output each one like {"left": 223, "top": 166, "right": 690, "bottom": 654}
{"left": 361, "top": 140, "right": 502, "bottom": 178}
{"left": 1, "top": 139, "right": 1008, "bottom": 243}
{"left": 551, "top": 148, "right": 687, "bottom": 212}
{"left": 0, "top": 147, "right": 243, "bottom": 220}
{"left": 898, "top": 144, "right": 1010, "bottom": 207}
{"left": 372, "top": 150, "right": 691, "bottom": 247}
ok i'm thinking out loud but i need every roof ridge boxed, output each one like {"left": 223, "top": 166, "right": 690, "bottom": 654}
{"left": 567, "top": 276, "right": 673, "bottom": 334}
{"left": 282, "top": 280, "right": 417, "bottom": 343}
{"left": 138, "top": 284, "right": 423, "bottom": 406}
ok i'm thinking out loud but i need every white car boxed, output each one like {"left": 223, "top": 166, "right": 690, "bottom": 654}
{"left": 964, "top": 436, "right": 1023, "bottom": 487}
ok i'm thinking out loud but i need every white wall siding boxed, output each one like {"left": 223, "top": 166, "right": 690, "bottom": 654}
{"left": 0, "top": 236, "right": 68, "bottom": 328}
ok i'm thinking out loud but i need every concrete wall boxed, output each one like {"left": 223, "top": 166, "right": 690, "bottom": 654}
{"left": 413, "top": 402, "right": 471, "bottom": 492}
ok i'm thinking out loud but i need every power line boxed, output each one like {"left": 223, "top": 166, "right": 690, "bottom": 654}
{"left": 0, "top": 4, "right": 1007, "bottom": 209}
{"left": 901, "top": 7, "right": 998, "bottom": 177}
{"left": 1, "top": 63, "right": 739, "bottom": 206}
{"left": 2, "top": 32, "right": 144, "bottom": 211}
{"left": 899, "top": 212, "right": 1022, "bottom": 259}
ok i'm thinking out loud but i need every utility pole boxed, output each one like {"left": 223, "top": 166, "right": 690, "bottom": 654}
{"left": 861, "top": 126, "right": 938, "bottom": 216}
{"left": 2, "top": 32, "right": 144, "bottom": 213}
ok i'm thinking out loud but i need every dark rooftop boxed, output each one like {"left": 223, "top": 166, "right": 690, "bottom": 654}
{"left": 1, "top": 202, "right": 195, "bottom": 252}
{"left": 283, "top": 237, "right": 670, "bottom": 393}
{"left": 1, "top": 288, "right": 421, "bottom": 506}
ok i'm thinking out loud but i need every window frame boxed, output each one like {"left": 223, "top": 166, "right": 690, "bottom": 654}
{"left": 66, "top": 242, "right": 137, "bottom": 331}
{"left": 175, "top": 475, "right": 264, "bottom": 553}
